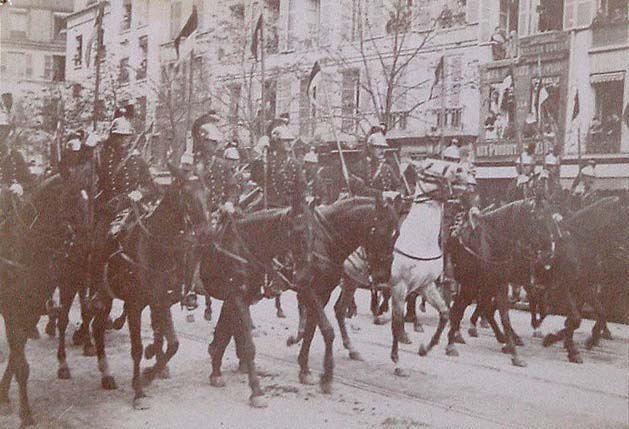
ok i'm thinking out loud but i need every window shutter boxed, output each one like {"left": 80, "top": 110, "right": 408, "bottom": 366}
{"left": 25, "top": 54, "right": 32, "bottom": 78}
{"left": 276, "top": 78, "right": 292, "bottom": 117}
{"left": 466, "top": 0, "right": 480, "bottom": 24}
{"left": 563, "top": 0, "right": 576, "bottom": 29}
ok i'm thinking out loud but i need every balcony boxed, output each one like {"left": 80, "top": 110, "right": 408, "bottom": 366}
{"left": 586, "top": 132, "right": 621, "bottom": 154}
{"left": 592, "top": 21, "right": 629, "bottom": 48}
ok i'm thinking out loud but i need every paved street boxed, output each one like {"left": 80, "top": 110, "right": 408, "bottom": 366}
{"left": 0, "top": 290, "right": 627, "bottom": 429}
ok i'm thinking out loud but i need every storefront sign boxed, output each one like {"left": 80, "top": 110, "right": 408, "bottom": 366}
{"left": 519, "top": 32, "right": 569, "bottom": 60}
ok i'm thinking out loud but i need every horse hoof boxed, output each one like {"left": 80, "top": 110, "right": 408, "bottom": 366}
{"left": 142, "top": 368, "right": 156, "bottom": 386}
{"left": 348, "top": 351, "right": 364, "bottom": 361}
{"left": 453, "top": 331, "right": 466, "bottom": 344}
{"left": 515, "top": 337, "right": 525, "bottom": 347}
{"left": 105, "top": 317, "right": 114, "bottom": 331}
{"left": 374, "top": 316, "right": 390, "bottom": 325}
{"left": 569, "top": 353, "right": 583, "bottom": 364}
{"left": 584, "top": 337, "right": 595, "bottom": 350}
{"left": 320, "top": 382, "right": 333, "bottom": 395}
{"left": 276, "top": 309, "right": 286, "bottom": 319}
{"left": 286, "top": 336, "right": 300, "bottom": 347}
{"left": 204, "top": 308, "right": 212, "bottom": 322}
{"left": 112, "top": 316, "right": 126, "bottom": 330}
{"left": 20, "top": 414, "right": 35, "bottom": 427}
{"left": 468, "top": 327, "right": 479, "bottom": 338}
{"left": 57, "top": 366, "right": 71, "bottom": 380}
{"left": 101, "top": 376, "right": 118, "bottom": 390}
{"left": 186, "top": 314, "right": 195, "bottom": 323}
{"left": 511, "top": 357, "right": 527, "bottom": 367}
{"left": 601, "top": 328, "right": 613, "bottom": 341}
{"left": 144, "top": 344, "right": 156, "bottom": 360}
{"left": 83, "top": 343, "right": 96, "bottom": 357}
{"left": 27, "top": 327, "right": 40, "bottom": 340}
{"left": 133, "top": 395, "right": 151, "bottom": 410}
{"left": 299, "top": 372, "right": 317, "bottom": 386}
{"left": 393, "top": 367, "right": 410, "bottom": 378}
{"left": 502, "top": 345, "right": 515, "bottom": 355}
{"left": 210, "top": 375, "right": 226, "bottom": 388}
{"left": 445, "top": 345, "right": 459, "bottom": 357}
{"left": 45, "top": 322, "right": 56, "bottom": 338}
{"left": 399, "top": 332, "right": 412, "bottom": 345}
{"left": 413, "top": 324, "right": 424, "bottom": 333}
{"left": 159, "top": 366, "right": 171, "bottom": 379}
{"left": 0, "top": 398, "right": 11, "bottom": 416}
{"left": 532, "top": 330, "right": 543, "bottom": 339}
{"left": 543, "top": 334, "right": 557, "bottom": 348}
{"left": 238, "top": 361, "right": 249, "bottom": 374}
{"left": 418, "top": 344, "right": 428, "bottom": 357}
{"left": 250, "top": 395, "right": 268, "bottom": 408}
{"left": 404, "top": 314, "right": 416, "bottom": 323}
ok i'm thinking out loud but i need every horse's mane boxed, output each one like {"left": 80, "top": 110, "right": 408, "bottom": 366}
{"left": 479, "top": 199, "right": 528, "bottom": 223}
{"left": 566, "top": 196, "right": 621, "bottom": 236}
{"left": 318, "top": 196, "right": 376, "bottom": 217}
{"left": 238, "top": 206, "right": 291, "bottom": 226}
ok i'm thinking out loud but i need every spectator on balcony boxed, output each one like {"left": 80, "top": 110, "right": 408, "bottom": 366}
{"left": 591, "top": 7, "right": 609, "bottom": 28}
{"left": 589, "top": 114, "right": 603, "bottom": 146}
{"left": 506, "top": 31, "right": 518, "bottom": 58}
{"left": 610, "top": 6, "right": 627, "bottom": 24}
{"left": 605, "top": 113, "right": 621, "bottom": 137}
{"left": 484, "top": 114, "right": 497, "bottom": 139}
{"left": 495, "top": 113, "right": 508, "bottom": 139}
{"left": 490, "top": 26, "right": 507, "bottom": 60}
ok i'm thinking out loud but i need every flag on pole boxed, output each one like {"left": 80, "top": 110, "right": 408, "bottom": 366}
{"left": 85, "top": 2, "right": 105, "bottom": 68}
{"left": 251, "top": 14, "right": 263, "bottom": 61}
{"left": 307, "top": 60, "right": 322, "bottom": 107}
{"left": 535, "top": 81, "right": 549, "bottom": 122}
{"left": 174, "top": 6, "right": 198, "bottom": 59}
{"left": 572, "top": 90, "right": 580, "bottom": 121}
{"left": 428, "top": 55, "right": 445, "bottom": 100}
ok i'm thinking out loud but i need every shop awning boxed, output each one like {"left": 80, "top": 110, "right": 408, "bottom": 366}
{"left": 590, "top": 71, "right": 625, "bottom": 84}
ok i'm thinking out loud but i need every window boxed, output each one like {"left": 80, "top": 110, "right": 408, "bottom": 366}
{"left": 43, "top": 55, "right": 53, "bottom": 80}
{"left": 6, "top": 52, "right": 26, "bottom": 79}
{"left": 588, "top": 76, "right": 624, "bottom": 153}
{"left": 136, "top": 0, "right": 149, "bottom": 27}
{"left": 74, "top": 35, "right": 83, "bottom": 67}
{"left": 9, "top": 10, "right": 28, "bottom": 39}
{"left": 119, "top": 58, "right": 130, "bottom": 83}
{"left": 564, "top": 0, "right": 594, "bottom": 29}
{"left": 535, "top": 0, "right": 564, "bottom": 32}
{"left": 341, "top": 69, "right": 360, "bottom": 133}
{"left": 53, "top": 56, "right": 65, "bottom": 82}
{"left": 25, "top": 54, "right": 33, "bottom": 79}
{"left": 137, "top": 36, "right": 148, "bottom": 80}
{"left": 170, "top": 2, "right": 182, "bottom": 39}
{"left": 287, "top": 0, "right": 297, "bottom": 50}
{"left": 434, "top": 108, "right": 464, "bottom": 129}
{"left": 53, "top": 15, "right": 66, "bottom": 39}
{"left": 121, "top": 0, "right": 132, "bottom": 31}
{"left": 304, "top": 0, "right": 321, "bottom": 48}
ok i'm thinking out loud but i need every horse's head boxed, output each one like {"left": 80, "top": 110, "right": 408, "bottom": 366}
{"left": 412, "top": 158, "right": 474, "bottom": 202}
{"left": 363, "top": 194, "right": 400, "bottom": 284}
{"left": 517, "top": 196, "right": 559, "bottom": 270}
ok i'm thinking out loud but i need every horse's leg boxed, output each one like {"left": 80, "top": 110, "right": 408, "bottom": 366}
{"left": 447, "top": 284, "right": 474, "bottom": 356}
{"left": 584, "top": 285, "right": 606, "bottom": 350}
{"left": 297, "top": 306, "right": 318, "bottom": 386}
{"left": 275, "top": 295, "right": 286, "bottom": 319}
{"left": 391, "top": 281, "right": 409, "bottom": 377}
{"left": 529, "top": 292, "right": 544, "bottom": 338}
{"left": 334, "top": 281, "right": 362, "bottom": 361}
{"left": 56, "top": 285, "right": 76, "bottom": 380}
{"left": 10, "top": 320, "right": 34, "bottom": 426}
{"left": 93, "top": 298, "right": 117, "bottom": 390}
{"left": 125, "top": 306, "right": 148, "bottom": 410}
{"left": 144, "top": 306, "right": 163, "bottom": 361}
{"left": 418, "top": 282, "right": 450, "bottom": 357}
{"left": 287, "top": 297, "right": 307, "bottom": 346}
{"left": 468, "top": 302, "right": 482, "bottom": 338}
{"left": 303, "top": 287, "right": 335, "bottom": 394}
{"left": 146, "top": 307, "right": 178, "bottom": 382}
{"left": 78, "top": 287, "right": 96, "bottom": 356}
{"left": 375, "top": 288, "right": 391, "bottom": 325}
{"left": 495, "top": 284, "right": 526, "bottom": 367}
{"left": 483, "top": 297, "right": 507, "bottom": 344}
{"left": 45, "top": 295, "right": 58, "bottom": 338}
{"left": 209, "top": 300, "right": 234, "bottom": 388}
{"left": 562, "top": 290, "right": 583, "bottom": 363}
{"left": 0, "top": 317, "right": 15, "bottom": 411}
{"left": 112, "top": 304, "right": 127, "bottom": 330}
{"left": 204, "top": 294, "right": 212, "bottom": 322}
{"left": 232, "top": 294, "right": 267, "bottom": 408}
{"left": 370, "top": 289, "right": 379, "bottom": 318}
{"left": 406, "top": 291, "right": 423, "bottom": 333}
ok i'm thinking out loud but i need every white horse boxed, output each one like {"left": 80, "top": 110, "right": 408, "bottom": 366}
{"left": 389, "top": 159, "right": 471, "bottom": 377}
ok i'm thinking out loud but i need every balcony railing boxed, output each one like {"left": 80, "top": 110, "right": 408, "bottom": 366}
{"left": 586, "top": 132, "right": 621, "bottom": 154}
{"left": 592, "top": 21, "right": 629, "bottom": 48}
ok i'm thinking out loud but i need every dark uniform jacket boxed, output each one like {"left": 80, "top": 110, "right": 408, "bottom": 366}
{"left": 97, "top": 139, "right": 156, "bottom": 210}
{"left": 353, "top": 157, "right": 400, "bottom": 194}
{"left": 266, "top": 151, "right": 306, "bottom": 208}
{"left": 202, "top": 157, "right": 240, "bottom": 212}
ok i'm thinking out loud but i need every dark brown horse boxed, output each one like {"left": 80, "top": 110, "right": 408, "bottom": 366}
{"left": 90, "top": 165, "right": 209, "bottom": 410}
{"left": 538, "top": 196, "right": 628, "bottom": 362}
{"left": 0, "top": 174, "right": 88, "bottom": 427}
{"left": 445, "top": 197, "right": 558, "bottom": 367}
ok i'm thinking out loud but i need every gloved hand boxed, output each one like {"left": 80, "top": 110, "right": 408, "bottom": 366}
{"left": 128, "top": 190, "right": 143, "bottom": 202}
{"left": 9, "top": 183, "right": 24, "bottom": 197}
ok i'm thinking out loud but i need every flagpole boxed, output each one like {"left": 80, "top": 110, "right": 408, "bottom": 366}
{"left": 186, "top": 48, "right": 194, "bottom": 134}
{"left": 321, "top": 84, "right": 352, "bottom": 195}
{"left": 439, "top": 47, "right": 446, "bottom": 157}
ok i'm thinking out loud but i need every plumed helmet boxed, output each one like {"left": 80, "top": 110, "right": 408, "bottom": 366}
{"left": 199, "top": 123, "right": 224, "bottom": 142}
{"left": 466, "top": 174, "right": 477, "bottom": 186}
{"left": 367, "top": 132, "right": 388, "bottom": 148}
{"left": 110, "top": 116, "right": 134, "bottom": 135}
{"left": 85, "top": 132, "right": 101, "bottom": 148}
{"left": 180, "top": 150, "right": 194, "bottom": 166}
{"left": 68, "top": 137, "right": 82, "bottom": 152}
{"left": 581, "top": 165, "right": 596, "bottom": 178}
{"left": 272, "top": 124, "right": 296, "bottom": 141}
{"left": 223, "top": 147, "right": 240, "bottom": 160}
{"left": 544, "top": 153, "right": 559, "bottom": 166}
{"left": 304, "top": 150, "right": 318, "bottom": 164}
{"left": 518, "top": 151, "right": 534, "bottom": 165}
{"left": 443, "top": 145, "right": 461, "bottom": 161}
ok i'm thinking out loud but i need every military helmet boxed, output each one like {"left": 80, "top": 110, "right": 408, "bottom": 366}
{"left": 223, "top": 147, "right": 240, "bottom": 161}
{"left": 581, "top": 165, "right": 596, "bottom": 178}
{"left": 271, "top": 124, "right": 296, "bottom": 141}
{"left": 367, "top": 132, "right": 388, "bottom": 148}
{"left": 180, "top": 150, "right": 194, "bottom": 167}
{"left": 544, "top": 153, "right": 559, "bottom": 166}
{"left": 304, "top": 149, "right": 319, "bottom": 164}
{"left": 110, "top": 116, "right": 134, "bottom": 135}
{"left": 518, "top": 151, "right": 535, "bottom": 166}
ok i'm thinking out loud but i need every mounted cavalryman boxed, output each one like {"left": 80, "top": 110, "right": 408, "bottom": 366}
{"left": 91, "top": 113, "right": 157, "bottom": 306}
{"left": 0, "top": 95, "right": 30, "bottom": 200}
{"left": 570, "top": 159, "right": 597, "bottom": 210}
{"left": 265, "top": 120, "right": 306, "bottom": 208}
{"left": 354, "top": 132, "right": 400, "bottom": 194}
